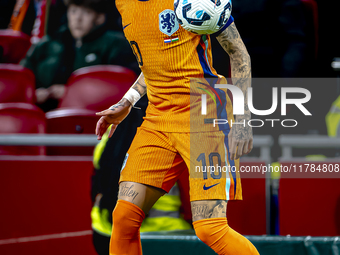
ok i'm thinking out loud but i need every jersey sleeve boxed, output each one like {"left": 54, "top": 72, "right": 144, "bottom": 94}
{"left": 213, "top": 15, "right": 234, "bottom": 37}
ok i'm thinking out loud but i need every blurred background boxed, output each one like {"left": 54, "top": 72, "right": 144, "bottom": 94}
{"left": 0, "top": 0, "right": 339, "bottom": 254}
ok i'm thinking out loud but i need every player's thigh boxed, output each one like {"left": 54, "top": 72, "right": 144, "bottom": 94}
{"left": 191, "top": 199, "right": 227, "bottom": 222}
{"left": 118, "top": 127, "right": 186, "bottom": 214}
{"left": 118, "top": 181, "right": 165, "bottom": 214}
{"left": 120, "top": 127, "right": 185, "bottom": 192}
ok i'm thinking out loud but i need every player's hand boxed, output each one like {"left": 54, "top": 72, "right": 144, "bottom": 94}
{"left": 35, "top": 88, "right": 50, "bottom": 104}
{"left": 49, "top": 84, "right": 66, "bottom": 99}
{"left": 228, "top": 116, "right": 253, "bottom": 160}
{"left": 95, "top": 99, "right": 132, "bottom": 140}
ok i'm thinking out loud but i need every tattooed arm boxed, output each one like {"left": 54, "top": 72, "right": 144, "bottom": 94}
{"left": 95, "top": 73, "right": 147, "bottom": 140}
{"left": 216, "top": 23, "right": 253, "bottom": 160}
{"left": 131, "top": 72, "right": 147, "bottom": 98}
{"left": 216, "top": 23, "right": 251, "bottom": 80}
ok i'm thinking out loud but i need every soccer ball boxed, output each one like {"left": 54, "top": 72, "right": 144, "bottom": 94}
{"left": 174, "top": 0, "right": 232, "bottom": 35}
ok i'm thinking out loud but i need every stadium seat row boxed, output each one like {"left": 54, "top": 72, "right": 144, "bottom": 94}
{"left": 0, "top": 102, "right": 98, "bottom": 155}
{"left": 0, "top": 63, "right": 137, "bottom": 109}
{"left": 0, "top": 64, "right": 137, "bottom": 155}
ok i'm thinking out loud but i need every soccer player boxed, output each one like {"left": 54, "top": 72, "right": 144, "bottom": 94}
{"left": 95, "top": 0, "right": 259, "bottom": 254}
{"left": 21, "top": 0, "right": 138, "bottom": 112}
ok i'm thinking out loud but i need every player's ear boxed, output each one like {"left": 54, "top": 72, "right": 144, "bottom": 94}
{"left": 95, "top": 13, "right": 106, "bottom": 26}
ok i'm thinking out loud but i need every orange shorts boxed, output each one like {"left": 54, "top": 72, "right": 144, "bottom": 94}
{"left": 119, "top": 126, "right": 242, "bottom": 201}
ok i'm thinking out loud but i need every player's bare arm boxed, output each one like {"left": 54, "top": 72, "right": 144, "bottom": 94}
{"left": 131, "top": 72, "right": 147, "bottom": 97}
{"left": 216, "top": 22, "right": 253, "bottom": 160}
{"left": 191, "top": 200, "right": 227, "bottom": 222}
{"left": 95, "top": 72, "right": 147, "bottom": 140}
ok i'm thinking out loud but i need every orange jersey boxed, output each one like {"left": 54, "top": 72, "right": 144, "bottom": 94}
{"left": 116, "top": 0, "right": 234, "bottom": 132}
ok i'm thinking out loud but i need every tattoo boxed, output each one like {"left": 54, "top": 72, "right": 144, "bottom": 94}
{"left": 118, "top": 183, "right": 139, "bottom": 201}
{"left": 216, "top": 23, "right": 251, "bottom": 79}
{"left": 216, "top": 23, "right": 251, "bottom": 107}
{"left": 109, "top": 100, "right": 126, "bottom": 111}
{"left": 132, "top": 73, "right": 147, "bottom": 97}
{"left": 217, "top": 23, "right": 253, "bottom": 142}
{"left": 191, "top": 200, "right": 227, "bottom": 222}
{"left": 192, "top": 204, "right": 208, "bottom": 218}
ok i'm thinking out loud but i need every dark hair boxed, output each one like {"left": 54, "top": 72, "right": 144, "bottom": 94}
{"left": 65, "top": 0, "right": 111, "bottom": 14}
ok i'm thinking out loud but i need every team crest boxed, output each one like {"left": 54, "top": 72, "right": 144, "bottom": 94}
{"left": 159, "top": 9, "right": 179, "bottom": 36}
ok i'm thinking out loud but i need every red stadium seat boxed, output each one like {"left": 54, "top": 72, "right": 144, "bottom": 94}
{"left": 0, "top": 103, "right": 46, "bottom": 155}
{"left": 46, "top": 108, "right": 98, "bottom": 155}
{"left": 0, "top": 30, "right": 31, "bottom": 63}
{"left": 59, "top": 65, "right": 137, "bottom": 111}
{"left": 0, "top": 64, "right": 35, "bottom": 104}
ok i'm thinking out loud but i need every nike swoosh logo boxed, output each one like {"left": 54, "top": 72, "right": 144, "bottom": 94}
{"left": 203, "top": 183, "right": 220, "bottom": 190}
{"left": 123, "top": 23, "right": 131, "bottom": 30}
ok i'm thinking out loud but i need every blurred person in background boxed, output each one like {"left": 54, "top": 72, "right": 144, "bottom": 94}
{"left": 21, "top": 0, "right": 138, "bottom": 112}
{"left": 1, "top": 0, "right": 121, "bottom": 39}
{"left": 326, "top": 95, "right": 340, "bottom": 138}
